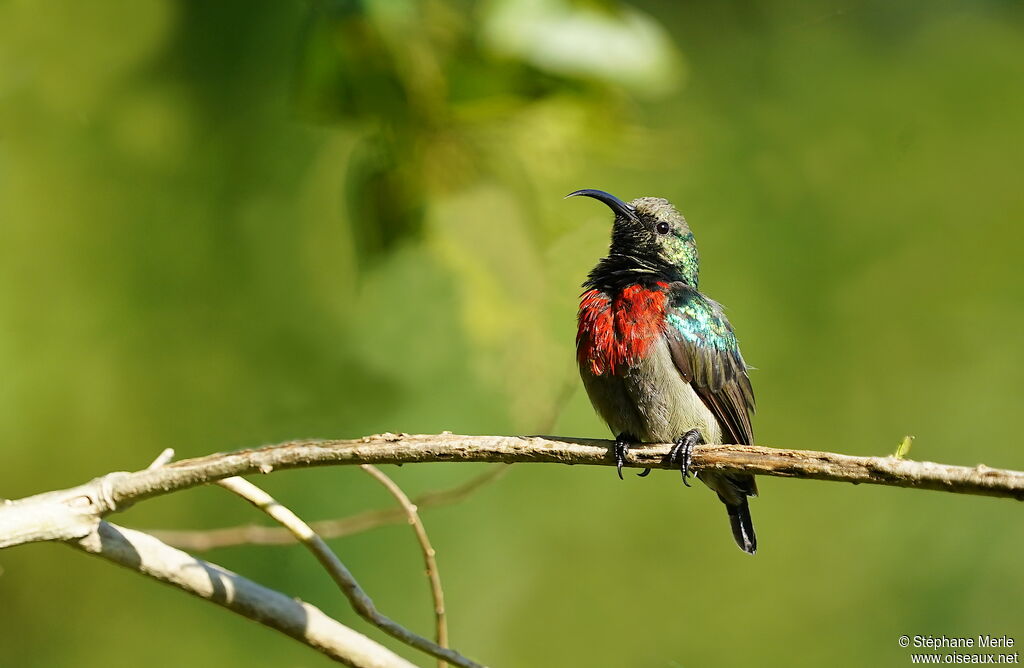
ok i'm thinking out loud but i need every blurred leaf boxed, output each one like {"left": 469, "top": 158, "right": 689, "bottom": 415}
{"left": 344, "top": 133, "right": 425, "bottom": 261}
{"left": 481, "top": 0, "right": 685, "bottom": 96}
{"left": 292, "top": 0, "right": 409, "bottom": 123}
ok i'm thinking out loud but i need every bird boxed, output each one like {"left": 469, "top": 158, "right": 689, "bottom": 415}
{"left": 568, "top": 189, "right": 759, "bottom": 554}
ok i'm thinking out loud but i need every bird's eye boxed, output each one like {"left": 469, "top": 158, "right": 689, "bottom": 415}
{"left": 655, "top": 221, "right": 670, "bottom": 235}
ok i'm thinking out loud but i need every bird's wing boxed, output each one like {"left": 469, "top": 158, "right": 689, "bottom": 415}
{"left": 663, "top": 283, "right": 755, "bottom": 446}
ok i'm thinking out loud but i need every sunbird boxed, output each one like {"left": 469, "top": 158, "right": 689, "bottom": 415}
{"left": 569, "top": 189, "right": 758, "bottom": 554}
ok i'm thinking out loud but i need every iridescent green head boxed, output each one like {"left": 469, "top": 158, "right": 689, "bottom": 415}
{"left": 568, "top": 189, "right": 700, "bottom": 288}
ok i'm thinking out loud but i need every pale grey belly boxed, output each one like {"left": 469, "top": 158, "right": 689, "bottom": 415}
{"left": 580, "top": 338, "right": 723, "bottom": 444}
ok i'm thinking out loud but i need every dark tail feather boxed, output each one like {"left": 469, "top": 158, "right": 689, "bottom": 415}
{"left": 724, "top": 497, "right": 757, "bottom": 554}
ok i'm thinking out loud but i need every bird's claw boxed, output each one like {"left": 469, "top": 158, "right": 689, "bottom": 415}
{"left": 614, "top": 435, "right": 643, "bottom": 481}
{"left": 615, "top": 434, "right": 652, "bottom": 479}
{"left": 670, "top": 429, "right": 703, "bottom": 487}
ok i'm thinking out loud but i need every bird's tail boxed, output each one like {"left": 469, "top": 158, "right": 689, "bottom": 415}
{"left": 723, "top": 496, "right": 757, "bottom": 555}
{"left": 701, "top": 472, "right": 758, "bottom": 554}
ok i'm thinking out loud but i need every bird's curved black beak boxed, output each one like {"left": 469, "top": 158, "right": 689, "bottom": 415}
{"left": 565, "top": 189, "right": 637, "bottom": 221}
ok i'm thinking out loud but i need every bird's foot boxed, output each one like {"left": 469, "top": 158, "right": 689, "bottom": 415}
{"left": 670, "top": 429, "right": 704, "bottom": 487}
{"left": 613, "top": 434, "right": 649, "bottom": 480}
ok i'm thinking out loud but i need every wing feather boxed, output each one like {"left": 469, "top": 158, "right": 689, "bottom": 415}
{"left": 664, "top": 283, "right": 755, "bottom": 447}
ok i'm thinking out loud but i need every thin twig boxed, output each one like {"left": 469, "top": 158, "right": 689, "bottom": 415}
{"left": 214, "top": 476, "right": 482, "bottom": 668}
{"left": 148, "top": 448, "right": 176, "bottom": 470}
{"left": 535, "top": 376, "right": 578, "bottom": 434}
{"left": 361, "top": 465, "right": 449, "bottom": 668}
{"left": 70, "top": 521, "right": 416, "bottom": 668}
{"left": 147, "top": 465, "right": 508, "bottom": 551}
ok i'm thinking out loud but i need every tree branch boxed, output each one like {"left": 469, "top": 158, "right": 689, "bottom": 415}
{"left": 5, "top": 432, "right": 1021, "bottom": 667}
{"left": 71, "top": 521, "right": 417, "bottom": 668}
{"left": 3, "top": 433, "right": 1022, "bottom": 552}
{"left": 213, "top": 475, "right": 480, "bottom": 668}
{"left": 361, "top": 465, "right": 450, "bottom": 668}
{"left": 147, "top": 465, "right": 508, "bottom": 551}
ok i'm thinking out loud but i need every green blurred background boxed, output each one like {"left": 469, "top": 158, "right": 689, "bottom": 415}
{"left": 1, "top": 0, "right": 1023, "bottom": 666}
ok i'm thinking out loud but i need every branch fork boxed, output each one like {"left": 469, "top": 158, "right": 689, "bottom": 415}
{"left": 2, "top": 433, "right": 1021, "bottom": 667}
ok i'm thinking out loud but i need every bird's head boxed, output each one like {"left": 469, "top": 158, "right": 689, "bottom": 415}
{"left": 567, "top": 189, "right": 700, "bottom": 289}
